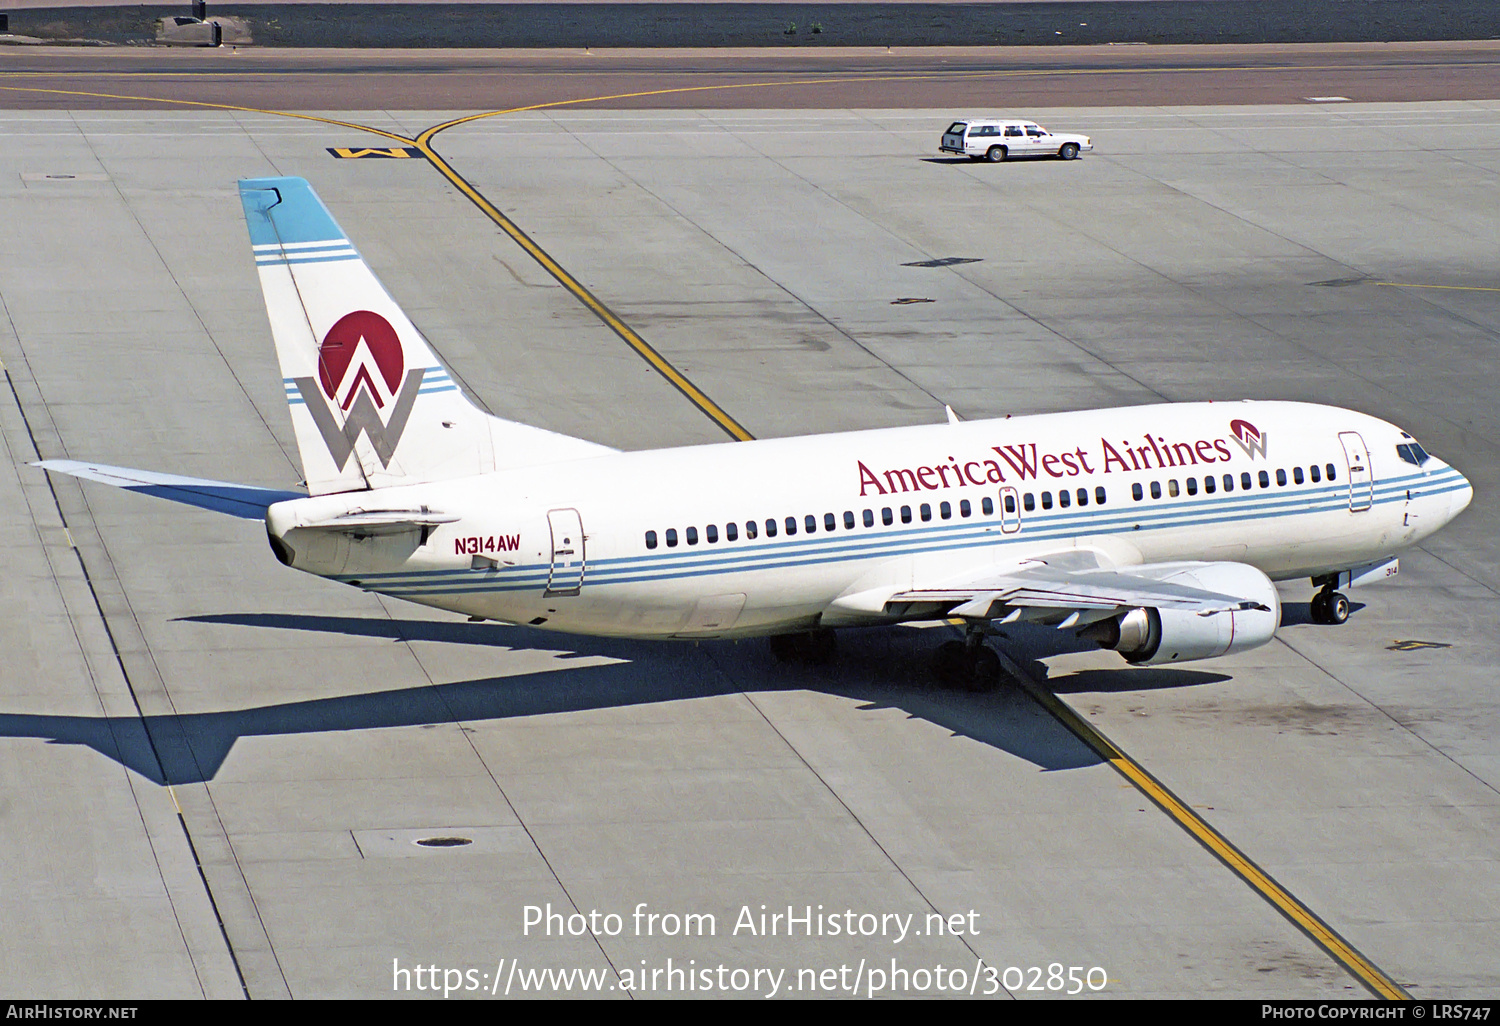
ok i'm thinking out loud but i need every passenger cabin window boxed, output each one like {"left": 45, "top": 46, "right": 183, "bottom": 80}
{"left": 1041, "top": 492, "right": 1053, "bottom": 510}
{"left": 960, "top": 499, "right": 972, "bottom": 518}
{"left": 983, "top": 497, "right": 995, "bottom": 515}
{"left": 1186, "top": 478, "right": 1198, "bottom": 496}
{"left": 666, "top": 528, "right": 678, "bottom": 548}
{"left": 862, "top": 509, "right": 874, "bottom": 528}
{"left": 1058, "top": 490, "right": 1071, "bottom": 509}
{"left": 1310, "top": 465, "right": 1321, "bottom": 483}
{"left": 920, "top": 504, "right": 932, "bottom": 522}
{"left": 882, "top": 507, "right": 894, "bottom": 526}
{"left": 940, "top": 502, "right": 952, "bottom": 520}
{"left": 845, "top": 511, "right": 857, "bottom": 529}
{"left": 1241, "top": 473, "right": 1253, "bottom": 490}
{"left": 1326, "top": 463, "right": 1337, "bottom": 481}
{"left": 1293, "top": 467, "right": 1304, "bottom": 485}
{"left": 805, "top": 515, "right": 816, "bottom": 534}
{"left": 645, "top": 530, "right": 658, "bottom": 550}
{"left": 765, "top": 519, "right": 777, "bottom": 537}
{"left": 1150, "top": 481, "right": 1161, "bottom": 499}
{"left": 1132, "top": 483, "right": 1144, "bottom": 501}
{"left": 825, "top": 512, "right": 837, "bottom": 532}
{"left": 1095, "top": 486, "right": 1107, "bottom": 505}
{"left": 706, "top": 524, "right": 718, "bottom": 543}
{"left": 1167, "top": 480, "right": 1179, "bottom": 498}
{"left": 726, "top": 523, "right": 738, "bottom": 541}
{"left": 1223, "top": 474, "right": 1234, "bottom": 492}
{"left": 745, "top": 521, "right": 757, "bottom": 540}
{"left": 1276, "top": 469, "right": 1287, "bottom": 486}
{"left": 686, "top": 526, "right": 698, "bottom": 545}
{"left": 1204, "top": 475, "right": 1216, "bottom": 494}
{"left": 1258, "top": 471, "right": 1270, "bottom": 489}
{"left": 1004, "top": 493, "right": 1017, "bottom": 513}
{"left": 1023, "top": 493, "right": 1035, "bottom": 511}
{"left": 901, "top": 506, "right": 913, "bottom": 524}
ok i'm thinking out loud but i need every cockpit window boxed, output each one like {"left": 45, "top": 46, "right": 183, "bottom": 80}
{"left": 1396, "top": 443, "right": 1431, "bottom": 466}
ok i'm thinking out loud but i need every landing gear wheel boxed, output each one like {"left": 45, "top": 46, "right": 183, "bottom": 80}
{"left": 986, "top": 146, "right": 1006, "bottom": 163}
{"left": 932, "top": 640, "right": 968, "bottom": 687}
{"left": 930, "top": 639, "right": 1003, "bottom": 690}
{"left": 1310, "top": 590, "right": 1350, "bottom": 625}
{"left": 1325, "top": 591, "right": 1350, "bottom": 624}
{"left": 969, "top": 645, "right": 1002, "bottom": 692}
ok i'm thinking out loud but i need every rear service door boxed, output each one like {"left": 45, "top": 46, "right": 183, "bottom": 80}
{"left": 545, "top": 508, "right": 586, "bottom": 595}
{"left": 1338, "top": 432, "right": 1374, "bottom": 512}
{"left": 942, "top": 122, "right": 967, "bottom": 152}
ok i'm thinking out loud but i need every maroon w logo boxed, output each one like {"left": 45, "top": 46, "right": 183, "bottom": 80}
{"left": 295, "top": 310, "right": 423, "bottom": 469}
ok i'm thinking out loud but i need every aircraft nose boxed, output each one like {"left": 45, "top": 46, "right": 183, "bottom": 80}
{"left": 1450, "top": 471, "right": 1474, "bottom": 520}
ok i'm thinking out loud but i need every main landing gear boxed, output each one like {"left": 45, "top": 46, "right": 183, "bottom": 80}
{"left": 931, "top": 629, "right": 1003, "bottom": 691}
{"left": 769, "top": 628, "right": 838, "bottom": 665}
{"left": 1310, "top": 586, "right": 1350, "bottom": 625}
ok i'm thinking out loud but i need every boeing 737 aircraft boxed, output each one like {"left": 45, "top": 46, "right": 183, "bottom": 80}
{"left": 38, "top": 178, "right": 1473, "bottom": 686}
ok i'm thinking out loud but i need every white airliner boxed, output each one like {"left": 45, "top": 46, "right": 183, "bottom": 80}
{"left": 38, "top": 178, "right": 1473, "bottom": 686}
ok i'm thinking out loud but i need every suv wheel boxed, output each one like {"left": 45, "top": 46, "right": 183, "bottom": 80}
{"left": 986, "top": 146, "right": 1006, "bottom": 163}
{"left": 1060, "top": 143, "right": 1080, "bottom": 160}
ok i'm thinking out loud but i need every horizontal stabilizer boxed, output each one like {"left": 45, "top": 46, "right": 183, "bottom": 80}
{"left": 35, "top": 461, "right": 304, "bottom": 520}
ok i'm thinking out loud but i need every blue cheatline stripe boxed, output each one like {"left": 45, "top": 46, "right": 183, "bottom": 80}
{"left": 342, "top": 468, "right": 1462, "bottom": 593}
{"left": 331, "top": 468, "right": 1466, "bottom": 599}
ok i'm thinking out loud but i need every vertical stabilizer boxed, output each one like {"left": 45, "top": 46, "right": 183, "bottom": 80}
{"left": 239, "top": 177, "right": 614, "bottom": 496}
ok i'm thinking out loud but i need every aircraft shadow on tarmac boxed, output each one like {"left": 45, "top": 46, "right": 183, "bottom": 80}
{"left": 0, "top": 614, "right": 1228, "bottom": 786}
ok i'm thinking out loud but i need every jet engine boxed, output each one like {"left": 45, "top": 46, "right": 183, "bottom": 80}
{"left": 1084, "top": 562, "right": 1281, "bottom": 665}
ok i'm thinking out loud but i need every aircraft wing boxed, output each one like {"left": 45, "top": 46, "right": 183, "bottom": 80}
{"left": 35, "top": 460, "right": 305, "bottom": 520}
{"left": 887, "top": 550, "right": 1271, "bottom": 626}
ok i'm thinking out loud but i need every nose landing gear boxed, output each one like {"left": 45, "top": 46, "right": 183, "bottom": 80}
{"left": 1310, "top": 587, "right": 1350, "bottom": 625}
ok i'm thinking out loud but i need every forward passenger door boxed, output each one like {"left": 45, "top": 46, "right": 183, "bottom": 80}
{"left": 1338, "top": 432, "right": 1374, "bottom": 512}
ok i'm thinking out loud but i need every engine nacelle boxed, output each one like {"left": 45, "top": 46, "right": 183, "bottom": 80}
{"left": 1090, "top": 562, "right": 1281, "bottom": 665}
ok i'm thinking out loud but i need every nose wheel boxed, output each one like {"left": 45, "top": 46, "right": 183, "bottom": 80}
{"left": 931, "top": 633, "right": 1003, "bottom": 690}
{"left": 1310, "top": 588, "right": 1350, "bottom": 625}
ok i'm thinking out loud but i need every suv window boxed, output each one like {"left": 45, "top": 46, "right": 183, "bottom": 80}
{"left": 946, "top": 122, "right": 967, "bottom": 135}
{"left": 1005, "top": 126, "right": 1023, "bottom": 137}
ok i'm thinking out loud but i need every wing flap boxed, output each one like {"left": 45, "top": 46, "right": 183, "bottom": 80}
{"left": 890, "top": 553, "right": 1272, "bottom": 622}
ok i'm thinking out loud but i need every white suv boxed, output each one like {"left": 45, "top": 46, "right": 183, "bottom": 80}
{"left": 940, "top": 119, "right": 1093, "bottom": 162}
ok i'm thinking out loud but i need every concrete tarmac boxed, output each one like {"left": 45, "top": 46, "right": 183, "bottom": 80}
{"left": 0, "top": 69, "right": 1498, "bottom": 998}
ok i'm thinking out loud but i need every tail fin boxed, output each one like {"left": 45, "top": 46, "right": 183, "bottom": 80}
{"left": 238, "top": 177, "right": 612, "bottom": 495}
